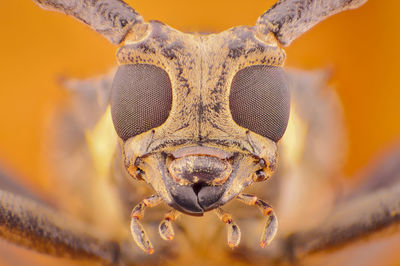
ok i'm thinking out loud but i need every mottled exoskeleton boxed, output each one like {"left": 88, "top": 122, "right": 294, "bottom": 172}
{"left": 2, "top": 0, "right": 400, "bottom": 264}
{"left": 32, "top": 0, "right": 367, "bottom": 254}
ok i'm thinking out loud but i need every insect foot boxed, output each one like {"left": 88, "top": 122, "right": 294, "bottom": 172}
{"left": 237, "top": 193, "right": 278, "bottom": 247}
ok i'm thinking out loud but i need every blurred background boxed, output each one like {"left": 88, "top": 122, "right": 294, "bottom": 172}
{"left": 0, "top": 0, "right": 399, "bottom": 265}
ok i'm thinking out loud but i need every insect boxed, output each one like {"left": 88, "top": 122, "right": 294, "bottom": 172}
{"left": 0, "top": 0, "right": 399, "bottom": 265}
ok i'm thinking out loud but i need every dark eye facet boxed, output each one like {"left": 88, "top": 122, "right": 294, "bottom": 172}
{"left": 229, "top": 65, "right": 290, "bottom": 142}
{"left": 111, "top": 64, "right": 172, "bottom": 140}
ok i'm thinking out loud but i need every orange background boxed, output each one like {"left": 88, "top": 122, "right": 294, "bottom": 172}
{"left": 0, "top": 0, "right": 400, "bottom": 188}
{"left": 0, "top": 0, "right": 399, "bottom": 205}
{"left": 0, "top": 0, "right": 399, "bottom": 264}
{"left": 1, "top": 0, "right": 399, "bottom": 188}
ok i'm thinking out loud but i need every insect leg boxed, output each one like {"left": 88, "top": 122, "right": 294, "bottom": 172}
{"left": 0, "top": 188, "right": 120, "bottom": 263}
{"left": 130, "top": 195, "right": 163, "bottom": 254}
{"left": 237, "top": 193, "right": 278, "bottom": 248}
{"left": 285, "top": 144, "right": 400, "bottom": 260}
{"left": 159, "top": 209, "right": 180, "bottom": 241}
{"left": 215, "top": 208, "right": 241, "bottom": 248}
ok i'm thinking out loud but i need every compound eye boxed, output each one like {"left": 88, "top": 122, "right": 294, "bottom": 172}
{"left": 229, "top": 65, "right": 290, "bottom": 142}
{"left": 111, "top": 64, "right": 172, "bottom": 140}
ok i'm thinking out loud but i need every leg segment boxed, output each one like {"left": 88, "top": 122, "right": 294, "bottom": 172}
{"left": 130, "top": 195, "right": 163, "bottom": 254}
{"left": 0, "top": 189, "right": 120, "bottom": 263}
{"left": 215, "top": 208, "right": 241, "bottom": 248}
{"left": 237, "top": 193, "right": 278, "bottom": 247}
{"left": 159, "top": 209, "right": 180, "bottom": 241}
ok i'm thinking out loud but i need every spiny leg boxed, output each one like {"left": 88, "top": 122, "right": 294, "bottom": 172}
{"left": 237, "top": 193, "right": 278, "bottom": 248}
{"left": 215, "top": 208, "right": 241, "bottom": 248}
{"left": 159, "top": 209, "right": 180, "bottom": 241}
{"left": 130, "top": 195, "right": 163, "bottom": 254}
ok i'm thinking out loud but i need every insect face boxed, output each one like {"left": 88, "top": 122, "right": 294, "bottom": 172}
{"left": 30, "top": 0, "right": 367, "bottom": 253}
{"left": 1, "top": 0, "right": 370, "bottom": 259}
{"left": 110, "top": 22, "right": 290, "bottom": 216}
